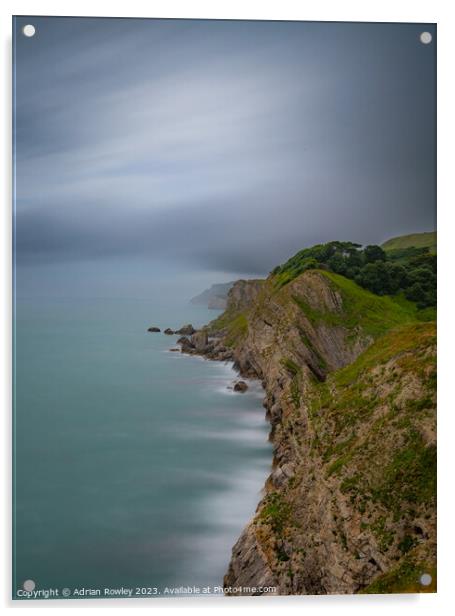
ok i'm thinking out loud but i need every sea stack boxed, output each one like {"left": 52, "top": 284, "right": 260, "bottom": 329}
{"left": 175, "top": 324, "right": 196, "bottom": 335}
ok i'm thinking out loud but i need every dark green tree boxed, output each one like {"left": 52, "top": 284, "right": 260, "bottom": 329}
{"left": 363, "top": 245, "right": 386, "bottom": 264}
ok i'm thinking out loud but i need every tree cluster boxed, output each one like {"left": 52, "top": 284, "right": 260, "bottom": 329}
{"left": 273, "top": 241, "right": 436, "bottom": 308}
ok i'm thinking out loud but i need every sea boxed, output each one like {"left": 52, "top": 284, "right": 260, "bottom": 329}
{"left": 13, "top": 296, "right": 271, "bottom": 599}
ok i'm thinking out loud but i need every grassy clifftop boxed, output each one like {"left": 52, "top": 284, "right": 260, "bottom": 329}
{"left": 382, "top": 231, "right": 436, "bottom": 254}
{"left": 296, "top": 271, "right": 429, "bottom": 337}
{"left": 209, "top": 267, "right": 433, "bottom": 356}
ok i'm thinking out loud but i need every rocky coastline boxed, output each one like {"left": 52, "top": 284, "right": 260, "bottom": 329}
{"left": 147, "top": 270, "right": 436, "bottom": 595}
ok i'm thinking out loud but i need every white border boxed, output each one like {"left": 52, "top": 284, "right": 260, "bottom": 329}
{"left": 2, "top": 2, "right": 454, "bottom": 615}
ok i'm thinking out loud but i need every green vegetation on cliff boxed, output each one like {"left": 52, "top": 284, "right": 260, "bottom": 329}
{"left": 361, "top": 557, "right": 436, "bottom": 594}
{"left": 272, "top": 237, "right": 436, "bottom": 309}
{"left": 215, "top": 239, "right": 436, "bottom": 595}
{"left": 295, "top": 271, "right": 418, "bottom": 338}
{"left": 207, "top": 309, "right": 248, "bottom": 347}
{"left": 381, "top": 231, "right": 436, "bottom": 253}
{"left": 305, "top": 321, "right": 436, "bottom": 584}
{"left": 207, "top": 279, "right": 264, "bottom": 347}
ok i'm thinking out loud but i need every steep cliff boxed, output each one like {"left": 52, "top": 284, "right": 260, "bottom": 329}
{"left": 191, "top": 269, "right": 436, "bottom": 595}
{"left": 190, "top": 281, "right": 236, "bottom": 310}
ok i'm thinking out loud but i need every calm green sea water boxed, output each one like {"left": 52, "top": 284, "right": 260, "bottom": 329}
{"left": 13, "top": 297, "right": 271, "bottom": 599}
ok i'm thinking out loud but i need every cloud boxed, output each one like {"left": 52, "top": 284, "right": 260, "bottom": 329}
{"left": 14, "top": 17, "right": 436, "bottom": 277}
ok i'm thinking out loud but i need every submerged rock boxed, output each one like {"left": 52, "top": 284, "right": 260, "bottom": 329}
{"left": 233, "top": 380, "right": 248, "bottom": 393}
{"left": 147, "top": 327, "right": 161, "bottom": 333}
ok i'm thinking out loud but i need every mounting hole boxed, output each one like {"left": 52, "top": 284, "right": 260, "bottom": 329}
{"left": 23, "top": 579, "right": 36, "bottom": 591}
{"left": 420, "top": 573, "right": 432, "bottom": 586}
{"left": 22, "top": 24, "right": 36, "bottom": 38}
{"left": 420, "top": 31, "right": 432, "bottom": 45}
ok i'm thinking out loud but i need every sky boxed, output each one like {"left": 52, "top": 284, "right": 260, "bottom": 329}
{"left": 13, "top": 17, "right": 436, "bottom": 298}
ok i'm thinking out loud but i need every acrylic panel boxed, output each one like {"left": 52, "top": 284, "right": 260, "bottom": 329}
{"left": 12, "top": 16, "right": 436, "bottom": 600}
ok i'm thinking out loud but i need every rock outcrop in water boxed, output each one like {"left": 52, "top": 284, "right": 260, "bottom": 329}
{"left": 233, "top": 380, "right": 248, "bottom": 393}
{"left": 175, "top": 324, "right": 196, "bottom": 335}
{"left": 180, "top": 268, "right": 436, "bottom": 595}
{"left": 191, "top": 330, "right": 209, "bottom": 351}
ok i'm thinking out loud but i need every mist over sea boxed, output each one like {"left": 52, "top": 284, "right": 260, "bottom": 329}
{"left": 13, "top": 294, "right": 271, "bottom": 595}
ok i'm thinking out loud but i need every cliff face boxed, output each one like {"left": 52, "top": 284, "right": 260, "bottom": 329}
{"left": 190, "top": 281, "right": 236, "bottom": 310}
{"left": 200, "top": 270, "right": 436, "bottom": 595}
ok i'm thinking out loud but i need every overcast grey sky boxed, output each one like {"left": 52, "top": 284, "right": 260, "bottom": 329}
{"left": 14, "top": 17, "right": 436, "bottom": 296}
